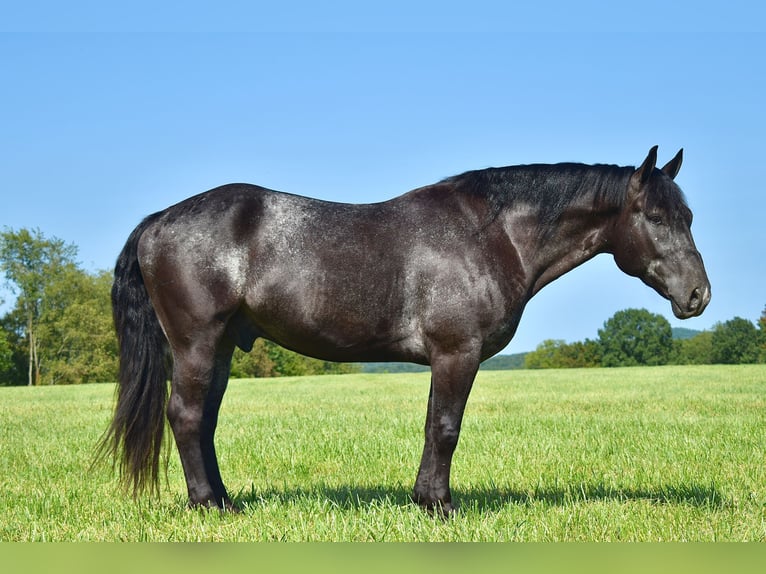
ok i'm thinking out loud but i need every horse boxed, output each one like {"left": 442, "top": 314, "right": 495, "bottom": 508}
{"left": 98, "top": 146, "right": 710, "bottom": 513}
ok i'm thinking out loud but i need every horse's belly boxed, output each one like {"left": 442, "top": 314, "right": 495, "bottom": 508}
{"left": 244, "top": 274, "right": 425, "bottom": 363}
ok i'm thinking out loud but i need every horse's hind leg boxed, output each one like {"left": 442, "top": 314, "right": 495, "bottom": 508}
{"left": 166, "top": 335, "right": 235, "bottom": 510}
{"left": 200, "top": 342, "right": 237, "bottom": 510}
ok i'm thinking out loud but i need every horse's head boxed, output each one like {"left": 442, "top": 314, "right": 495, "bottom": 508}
{"left": 611, "top": 146, "right": 711, "bottom": 319}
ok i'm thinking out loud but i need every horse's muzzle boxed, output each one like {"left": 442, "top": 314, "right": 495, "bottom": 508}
{"left": 672, "top": 284, "right": 711, "bottom": 319}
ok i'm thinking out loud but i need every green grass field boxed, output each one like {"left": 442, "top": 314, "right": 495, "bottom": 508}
{"left": 1, "top": 365, "right": 764, "bottom": 541}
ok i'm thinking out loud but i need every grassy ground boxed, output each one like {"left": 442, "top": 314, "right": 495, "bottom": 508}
{"left": 0, "top": 365, "right": 764, "bottom": 541}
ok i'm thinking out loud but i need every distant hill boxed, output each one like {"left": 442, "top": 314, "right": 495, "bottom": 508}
{"left": 480, "top": 353, "right": 527, "bottom": 370}
{"left": 672, "top": 327, "right": 703, "bottom": 340}
{"left": 358, "top": 352, "right": 527, "bottom": 373}
{"left": 358, "top": 362, "right": 430, "bottom": 374}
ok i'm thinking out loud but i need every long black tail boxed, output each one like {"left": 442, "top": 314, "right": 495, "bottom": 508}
{"left": 96, "top": 213, "right": 170, "bottom": 496}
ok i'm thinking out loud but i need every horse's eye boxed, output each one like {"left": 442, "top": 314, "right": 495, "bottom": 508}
{"left": 647, "top": 214, "right": 663, "bottom": 225}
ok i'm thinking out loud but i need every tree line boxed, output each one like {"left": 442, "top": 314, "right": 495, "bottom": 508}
{"left": 525, "top": 307, "right": 766, "bottom": 369}
{"left": 2, "top": 228, "right": 763, "bottom": 384}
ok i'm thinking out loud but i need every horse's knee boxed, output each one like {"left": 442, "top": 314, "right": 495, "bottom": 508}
{"left": 431, "top": 417, "right": 462, "bottom": 453}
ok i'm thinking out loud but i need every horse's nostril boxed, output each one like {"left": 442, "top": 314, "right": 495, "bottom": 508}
{"left": 689, "top": 288, "right": 701, "bottom": 310}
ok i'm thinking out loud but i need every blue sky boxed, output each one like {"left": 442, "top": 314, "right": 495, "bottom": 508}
{"left": 1, "top": 2, "right": 764, "bottom": 353}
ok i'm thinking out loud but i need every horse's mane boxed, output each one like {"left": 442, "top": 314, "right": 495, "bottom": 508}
{"left": 442, "top": 162, "right": 689, "bottom": 234}
{"left": 442, "top": 163, "right": 634, "bottom": 228}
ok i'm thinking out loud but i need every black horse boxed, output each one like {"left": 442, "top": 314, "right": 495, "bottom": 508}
{"left": 99, "top": 146, "right": 710, "bottom": 513}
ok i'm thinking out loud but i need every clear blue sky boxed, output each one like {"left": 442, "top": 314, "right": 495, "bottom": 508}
{"left": 2, "top": 2, "right": 764, "bottom": 353}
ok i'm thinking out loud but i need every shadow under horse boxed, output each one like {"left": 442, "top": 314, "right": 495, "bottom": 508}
{"left": 99, "top": 146, "right": 710, "bottom": 513}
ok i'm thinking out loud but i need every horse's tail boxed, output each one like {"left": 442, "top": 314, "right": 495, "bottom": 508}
{"left": 95, "top": 213, "right": 170, "bottom": 496}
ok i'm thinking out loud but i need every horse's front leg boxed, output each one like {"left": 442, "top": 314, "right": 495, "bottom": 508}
{"left": 412, "top": 348, "right": 480, "bottom": 515}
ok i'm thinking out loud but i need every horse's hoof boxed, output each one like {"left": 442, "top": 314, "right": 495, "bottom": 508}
{"left": 188, "top": 497, "right": 241, "bottom": 513}
{"left": 412, "top": 493, "right": 457, "bottom": 518}
{"left": 429, "top": 501, "right": 457, "bottom": 519}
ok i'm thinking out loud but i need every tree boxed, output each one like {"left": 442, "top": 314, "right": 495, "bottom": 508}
{"left": 711, "top": 317, "right": 760, "bottom": 364}
{"left": 0, "top": 228, "right": 78, "bottom": 385}
{"left": 525, "top": 339, "right": 567, "bottom": 369}
{"left": 230, "top": 338, "right": 360, "bottom": 378}
{"left": 525, "top": 338, "right": 602, "bottom": 369}
{"left": 758, "top": 306, "right": 766, "bottom": 363}
{"left": 0, "top": 322, "right": 13, "bottom": 378}
{"left": 672, "top": 331, "right": 713, "bottom": 365}
{"left": 264, "top": 341, "right": 359, "bottom": 376}
{"left": 598, "top": 308, "right": 673, "bottom": 367}
{"left": 0, "top": 313, "right": 26, "bottom": 385}
{"left": 36, "top": 268, "right": 118, "bottom": 384}
{"left": 559, "top": 339, "right": 602, "bottom": 367}
{"left": 231, "top": 341, "right": 277, "bottom": 378}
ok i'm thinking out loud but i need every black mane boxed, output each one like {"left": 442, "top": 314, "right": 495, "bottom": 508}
{"left": 444, "top": 163, "right": 635, "bottom": 228}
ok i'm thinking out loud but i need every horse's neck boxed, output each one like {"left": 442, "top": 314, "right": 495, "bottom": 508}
{"left": 503, "top": 195, "right": 620, "bottom": 297}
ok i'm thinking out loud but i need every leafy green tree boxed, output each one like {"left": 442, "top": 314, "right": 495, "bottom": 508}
{"left": 758, "top": 306, "right": 766, "bottom": 363}
{"left": 559, "top": 339, "right": 602, "bottom": 367}
{"left": 0, "top": 228, "right": 78, "bottom": 385}
{"left": 0, "top": 314, "right": 26, "bottom": 385}
{"left": 524, "top": 339, "right": 565, "bottom": 369}
{"left": 265, "top": 341, "right": 359, "bottom": 376}
{"left": 320, "top": 360, "right": 360, "bottom": 375}
{"left": 36, "top": 268, "right": 118, "bottom": 384}
{"left": 598, "top": 308, "right": 673, "bottom": 367}
{"left": 0, "top": 322, "right": 12, "bottom": 378}
{"left": 525, "top": 338, "right": 602, "bottom": 369}
{"left": 672, "top": 331, "right": 713, "bottom": 365}
{"left": 231, "top": 339, "right": 360, "bottom": 378}
{"left": 231, "top": 341, "right": 277, "bottom": 378}
{"left": 711, "top": 317, "right": 760, "bottom": 364}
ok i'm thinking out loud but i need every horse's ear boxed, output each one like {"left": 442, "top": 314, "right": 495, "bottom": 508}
{"left": 627, "top": 146, "right": 658, "bottom": 205}
{"left": 636, "top": 145, "right": 658, "bottom": 184}
{"left": 661, "top": 148, "right": 683, "bottom": 180}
